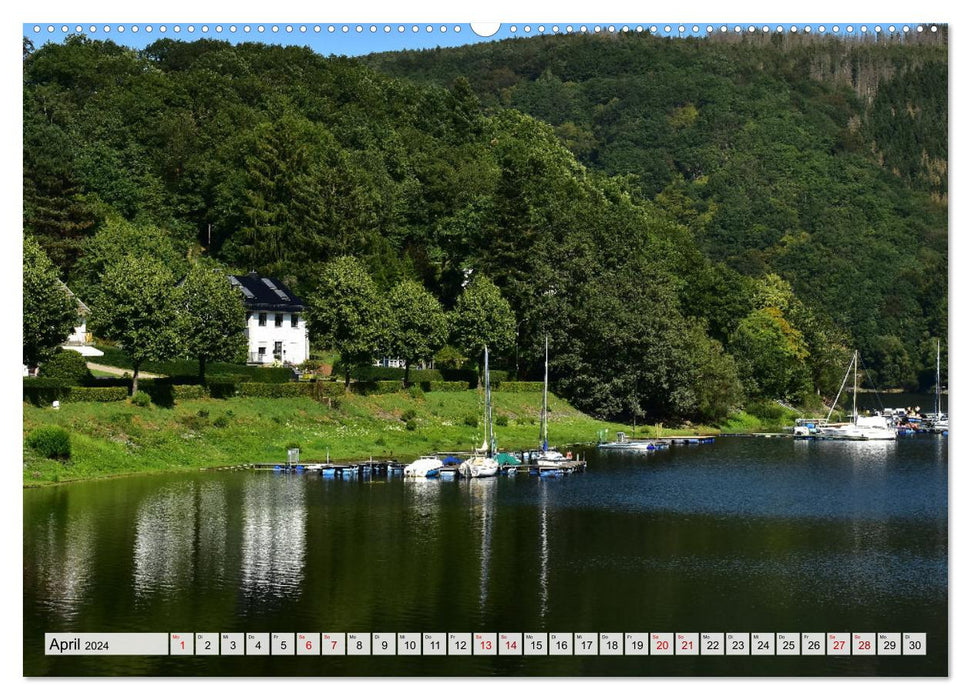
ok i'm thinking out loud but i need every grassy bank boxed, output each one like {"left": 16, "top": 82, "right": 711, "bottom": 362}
{"left": 22, "top": 391, "right": 616, "bottom": 486}
{"left": 22, "top": 389, "right": 803, "bottom": 487}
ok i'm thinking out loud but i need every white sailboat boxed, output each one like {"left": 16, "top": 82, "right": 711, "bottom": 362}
{"left": 819, "top": 350, "right": 897, "bottom": 441}
{"left": 460, "top": 345, "right": 499, "bottom": 478}
{"left": 929, "top": 338, "right": 948, "bottom": 434}
{"left": 535, "top": 335, "right": 570, "bottom": 469}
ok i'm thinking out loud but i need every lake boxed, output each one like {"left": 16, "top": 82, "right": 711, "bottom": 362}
{"left": 23, "top": 436, "right": 947, "bottom": 676}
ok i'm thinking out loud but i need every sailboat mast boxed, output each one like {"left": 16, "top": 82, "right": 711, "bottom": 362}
{"left": 936, "top": 338, "right": 941, "bottom": 416}
{"left": 542, "top": 334, "right": 549, "bottom": 450}
{"left": 852, "top": 350, "right": 858, "bottom": 422}
{"left": 484, "top": 345, "right": 493, "bottom": 457}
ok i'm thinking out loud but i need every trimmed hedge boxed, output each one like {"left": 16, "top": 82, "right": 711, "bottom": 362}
{"left": 239, "top": 382, "right": 314, "bottom": 398}
{"left": 93, "top": 346, "right": 294, "bottom": 383}
{"left": 343, "top": 365, "right": 480, "bottom": 388}
{"left": 67, "top": 386, "right": 128, "bottom": 402}
{"left": 348, "top": 380, "right": 404, "bottom": 395}
{"left": 494, "top": 381, "right": 545, "bottom": 392}
{"left": 173, "top": 385, "right": 207, "bottom": 400}
{"left": 23, "top": 381, "right": 72, "bottom": 405}
{"left": 23, "top": 381, "right": 128, "bottom": 405}
{"left": 420, "top": 381, "right": 469, "bottom": 392}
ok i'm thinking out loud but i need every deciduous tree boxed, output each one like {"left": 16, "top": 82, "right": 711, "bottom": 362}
{"left": 306, "top": 257, "right": 387, "bottom": 387}
{"left": 387, "top": 280, "right": 448, "bottom": 385}
{"left": 23, "top": 236, "right": 77, "bottom": 368}
{"left": 89, "top": 255, "right": 178, "bottom": 394}
{"left": 175, "top": 261, "right": 247, "bottom": 382}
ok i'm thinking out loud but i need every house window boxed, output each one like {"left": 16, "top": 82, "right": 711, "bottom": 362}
{"left": 275, "top": 313, "right": 283, "bottom": 327}
{"left": 291, "top": 313, "right": 299, "bottom": 328}
{"left": 274, "top": 341, "right": 283, "bottom": 360}
{"left": 259, "top": 313, "right": 267, "bottom": 327}
{"left": 258, "top": 346, "right": 266, "bottom": 358}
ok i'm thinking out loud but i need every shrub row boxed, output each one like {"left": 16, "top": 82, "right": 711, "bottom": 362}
{"left": 421, "top": 381, "right": 469, "bottom": 392}
{"left": 23, "top": 384, "right": 129, "bottom": 405}
{"left": 238, "top": 382, "right": 315, "bottom": 398}
{"left": 344, "top": 365, "right": 484, "bottom": 388}
{"left": 493, "top": 381, "right": 545, "bottom": 392}
{"left": 93, "top": 346, "right": 293, "bottom": 383}
{"left": 349, "top": 380, "right": 403, "bottom": 395}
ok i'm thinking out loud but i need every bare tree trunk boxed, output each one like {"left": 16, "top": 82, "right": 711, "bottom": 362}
{"left": 404, "top": 362, "right": 411, "bottom": 387}
{"left": 199, "top": 356, "right": 207, "bottom": 384}
{"left": 131, "top": 362, "right": 140, "bottom": 396}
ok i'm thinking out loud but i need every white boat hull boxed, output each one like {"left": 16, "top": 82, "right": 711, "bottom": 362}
{"left": 459, "top": 455, "right": 499, "bottom": 478}
{"left": 404, "top": 457, "right": 443, "bottom": 477}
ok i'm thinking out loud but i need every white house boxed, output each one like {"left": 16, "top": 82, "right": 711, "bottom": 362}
{"left": 60, "top": 283, "right": 103, "bottom": 358}
{"left": 229, "top": 273, "right": 309, "bottom": 366}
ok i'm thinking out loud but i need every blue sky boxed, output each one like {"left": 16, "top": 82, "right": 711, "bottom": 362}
{"left": 21, "top": 21, "right": 933, "bottom": 59}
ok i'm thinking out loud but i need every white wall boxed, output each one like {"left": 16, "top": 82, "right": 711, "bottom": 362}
{"left": 66, "top": 319, "right": 88, "bottom": 345}
{"left": 245, "top": 311, "right": 309, "bottom": 365}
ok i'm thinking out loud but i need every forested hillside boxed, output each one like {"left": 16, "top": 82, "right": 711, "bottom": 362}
{"left": 367, "top": 31, "right": 949, "bottom": 390}
{"left": 22, "top": 33, "right": 947, "bottom": 424}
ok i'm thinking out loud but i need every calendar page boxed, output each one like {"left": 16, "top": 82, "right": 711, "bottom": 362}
{"left": 21, "top": 16, "right": 948, "bottom": 680}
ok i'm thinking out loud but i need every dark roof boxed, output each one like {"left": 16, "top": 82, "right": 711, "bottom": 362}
{"left": 228, "top": 273, "right": 305, "bottom": 312}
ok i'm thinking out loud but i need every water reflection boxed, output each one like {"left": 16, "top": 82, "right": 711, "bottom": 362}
{"left": 465, "top": 479, "right": 497, "bottom": 612}
{"left": 538, "top": 479, "right": 550, "bottom": 621}
{"left": 132, "top": 482, "right": 230, "bottom": 600}
{"left": 33, "top": 509, "right": 94, "bottom": 622}
{"left": 133, "top": 484, "right": 198, "bottom": 598}
{"left": 239, "top": 474, "right": 306, "bottom": 602}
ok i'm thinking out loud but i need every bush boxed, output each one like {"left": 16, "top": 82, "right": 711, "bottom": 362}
{"left": 197, "top": 409, "right": 210, "bottom": 418}
{"left": 131, "top": 391, "right": 151, "bottom": 407}
{"left": 405, "top": 419, "right": 418, "bottom": 431}
{"left": 26, "top": 426, "right": 71, "bottom": 460}
{"left": 495, "top": 415, "right": 509, "bottom": 427}
{"left": 401, "top": 409, "right": 417, "bottom": 422}
{"left": 40, "top": 349, "right": 92, "bottom": 385}
{"left": 745, "top": 400, "right": 787, "bottom": 422}
{"left": 407, "top": 384, "right": 424, "bottom": 399}
{"left": 463, "top": 414, "right": 478, "bottom": 427}
{"left": 212, "top": 415, "right": 229, "bottom": 428}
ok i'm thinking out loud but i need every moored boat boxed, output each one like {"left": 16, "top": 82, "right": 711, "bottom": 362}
{"left": 815, "top": 350, "right": 897, "bottom": 441}
{"left": 404, "top": 456, "right": 443, "bottom": 478}
{"left": 459, "top": 345, "right": 499, "bottom": 478}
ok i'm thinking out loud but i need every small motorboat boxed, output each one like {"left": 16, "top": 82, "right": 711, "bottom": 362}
{"left": 404, "top": 456, "right": 442, "bottom": 478}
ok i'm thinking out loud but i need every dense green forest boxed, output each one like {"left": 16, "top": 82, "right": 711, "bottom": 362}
{"left": 22, "top": 32, "right": 947, "bottom": 423}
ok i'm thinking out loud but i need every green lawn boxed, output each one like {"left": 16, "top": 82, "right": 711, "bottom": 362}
{"left": 22, "top": 390, "right": 625, "bottom": 486}
{"left": 22, "top": 388, "right": 794, "bottom": 487}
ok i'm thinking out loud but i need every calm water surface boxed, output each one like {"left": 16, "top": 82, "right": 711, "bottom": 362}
{"left": 23, "top": 436, "right": 947, "bottom": 676}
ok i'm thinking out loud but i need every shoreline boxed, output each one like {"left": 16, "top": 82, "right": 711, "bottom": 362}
{"left": 22, "top": 392, "right": 802, "bottom": 488}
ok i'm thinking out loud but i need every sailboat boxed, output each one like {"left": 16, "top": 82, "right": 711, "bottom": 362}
{"left": 535, "top": 335, "right": 571, "bottom": 470}
{"left": 459, "top": 345, "right": 499, "bottom": 478}
{"left": 929, "top": 339, "right": 948, "bottom": 434}
{"left": 819, "top": 350, "right": 897, "bottom": 441}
